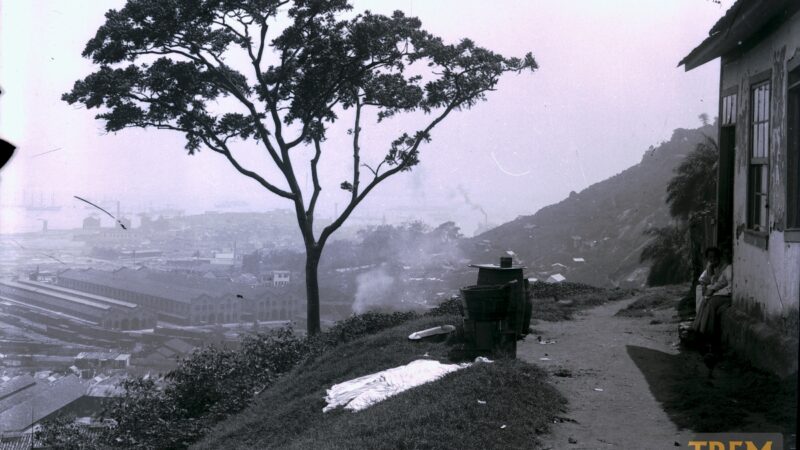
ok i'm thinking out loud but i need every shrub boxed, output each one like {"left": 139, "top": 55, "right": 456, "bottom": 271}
{"left": 321, "top": 311, "right": 419, "bottom": 346}
{"left": 425, "top": 296, "right": 462, "bottom": 317}
{"left": 529, "top": 281, "right": 602, "bottom": 298}
{"left": 39, "top": 310, "right": 424, "bottom": 449}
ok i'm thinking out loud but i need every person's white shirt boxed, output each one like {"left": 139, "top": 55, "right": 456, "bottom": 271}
{"left": 705, "top": 263, "right": 731, "bottom": 297}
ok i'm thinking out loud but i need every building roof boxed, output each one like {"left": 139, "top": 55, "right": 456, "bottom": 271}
{"left": 0, "top": 380, "right": 51, "bottom": 415}
{"left": 60, "top": 268, "right": 292, "bottom": 308}
{"left": 17, "top": 279, "right": 139, "bottom": 309}
{"left": 0, "top": 376, "right": 35, "bottom": 402}
{"left": 86, "top": 376, "right": 126, "bottom": 398}
{"left": 0, "top": 280, "right": 112, "bottom": 311}
{"left": 547, "top": 274, "right": 566, "bottom": 283}
{"left": 59, "top": 268, "right": 213, "bottom": 304}
{"left": 76, "top": 352, "right": 120, "bottom": 361}
{"left": 155, "top": 347, "right": 177, "bottom": 358}
{"left": 163, "top": 338, "right": 196, "bottom": 355}
{"left": 0, "top": 376, "right": 86, "bottom": 433}
{"left": 0, "top": 433, "right": 34, "bottom": 450}
{"left": 679, "top": 0, "right": 800, "bottom": 70}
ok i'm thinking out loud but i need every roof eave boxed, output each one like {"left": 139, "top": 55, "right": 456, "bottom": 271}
{"left": 679, "top": 0, "right": 797, "bottom": 71}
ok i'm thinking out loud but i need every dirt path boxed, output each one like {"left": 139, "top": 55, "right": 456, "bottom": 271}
{"left": 519, "top": 293, "right": 692, "bottom": 450}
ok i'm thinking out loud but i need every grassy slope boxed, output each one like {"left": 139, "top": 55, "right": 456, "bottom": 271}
{"left": 194, "top": 315, "right": 565, "bottom": 450}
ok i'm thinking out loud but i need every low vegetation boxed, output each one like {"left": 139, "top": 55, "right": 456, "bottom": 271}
{"left": 38, "top": 298, "right": 565, "bottom": 449}
{"left": 195, "top": 314, "right": 565, "bottom": 449}
{"left": 614, "top": 286, "right": 686, "bottom": 318}
{"left": 530, "top": 281, "right": 633, "bottom": 321}
{"left": 37, "top": 310, "right": 422, "bottom": 449}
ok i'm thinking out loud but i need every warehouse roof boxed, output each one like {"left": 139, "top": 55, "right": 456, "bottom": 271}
{"left": 0, "top": 280, "right": 112, "bottom": 311}
{"left": 59, "top": 269, "right": 214, "bottom": 304}
{"left": 0, "top": 376, "right": 35, "bottom": 402}
{"left": 18, "top": 279, "right": 139, "bottom": 309}
{"left": 0, "top": 376, "right": 86, "bottom": 433}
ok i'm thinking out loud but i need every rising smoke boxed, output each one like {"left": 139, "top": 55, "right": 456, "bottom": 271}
{"left": 350, "top": 223, "right": 470, "bottom": 314}
{"left": 352, "top": 266, "right": 398, "bottom": 314}
{"left": 457, "top": 185, "right": 488, "bottom": 227}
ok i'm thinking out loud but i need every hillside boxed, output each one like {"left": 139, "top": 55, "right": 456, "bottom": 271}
{"left": 194, "top": 314, "right": 565, "bottom": 449}
{"left": 465, "top": 124, "right": 716, "bottom": 288}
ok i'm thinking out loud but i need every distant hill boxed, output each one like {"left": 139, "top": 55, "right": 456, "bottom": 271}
{"left": 465, "top": 124, "right": 716, "bottom": 288}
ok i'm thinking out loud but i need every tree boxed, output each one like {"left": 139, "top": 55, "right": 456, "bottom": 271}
{"left": 63, "top": 0, "right": 537, "bottom": 334}
{"left": 35, "top": 416, "right": 105, "bottom": 450}
{"left": 666, "top": 135, "right": 718, "bottom": 286}
{"left": 641, "top": 135, "right": 718, "bottom": 287}
{"left": 639, "top": 225, "right": 691, "bottom": 286}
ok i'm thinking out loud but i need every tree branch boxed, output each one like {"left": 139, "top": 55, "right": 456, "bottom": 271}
{"left": 198, "top": 135, "right": 294, "bottom": 200}
{"left": 319, "top": 102, "right": 457, "bottom": 247}
{"left": 123, "top": 90, "right": 294, "bottom": 200}
{"left": 351, "top": 96, "right": 362, "bottom": 199}
{"left": 164, "top": 38, "right": 287, "bottom": 174}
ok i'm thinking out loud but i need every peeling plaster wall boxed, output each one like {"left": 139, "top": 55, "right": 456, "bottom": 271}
{"left": 719, "top": 13, "right": 800, "bottom": 332}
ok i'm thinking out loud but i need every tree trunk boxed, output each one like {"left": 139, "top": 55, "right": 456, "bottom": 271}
{"left": 305, "top": 248, "right": 322, "bottom": 335}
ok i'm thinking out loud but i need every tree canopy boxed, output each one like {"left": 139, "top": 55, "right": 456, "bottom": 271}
{"left": 666, "top": 136, "right": 718, "bottom": 223}
{"left": 64, "top": 0, "right": 537, "bottom": 333}
{"left": 64, "top": 0, "right": 535, "bottom": 220}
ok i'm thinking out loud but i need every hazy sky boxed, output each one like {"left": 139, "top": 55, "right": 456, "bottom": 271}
{"left": 0, "top": 0, "right": 733, "bottom": 235}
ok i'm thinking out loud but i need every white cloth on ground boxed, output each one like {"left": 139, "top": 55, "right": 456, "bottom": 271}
{"left": 323, "top": 359, "right": 469, "bottom": 413}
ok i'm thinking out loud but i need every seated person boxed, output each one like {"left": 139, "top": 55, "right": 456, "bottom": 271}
{"left": 692, "top": 247, "right": 732, "bottom": 344}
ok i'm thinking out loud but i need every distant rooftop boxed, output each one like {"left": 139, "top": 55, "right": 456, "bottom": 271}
{"left": 17, "top": 279, "right": 139, "bottom": 309}
{"left": 59, "top": 268, "right": 215, "bottom": 304}
{"left": 163, "top": 338, "right": 196, "bottom": 355}
{"left": 0, "top": 376, "right": 35, "bottom": 402}
{"left": 0, "top": 375, "right": 86, "bottom": 433}
{"left": 76, "top": 352, "right": 126, "bottom": 361}
{"left": 0, "top": 280, "right": 112, "bottom": 311}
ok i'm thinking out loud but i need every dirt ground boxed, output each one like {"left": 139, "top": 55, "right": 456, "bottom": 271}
{"left": 518, "top": 288, "right": 796, "bottom": 450}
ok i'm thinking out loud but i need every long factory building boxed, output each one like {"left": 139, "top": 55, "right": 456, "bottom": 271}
{"left": 56, "top": 268, "right": 296, "bottom": 325}
{"left": 0, "top": 278, "right": 157, "bottom": 330}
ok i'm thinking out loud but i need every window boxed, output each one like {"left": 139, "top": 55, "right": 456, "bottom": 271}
{"left": 721, "top": 92, "right": 737, "bottom": 125}
{"left": 787, "top": 65, "right": 800, "bottom": 238}
{"left": 748, "top": 79, "right": 770, "bottom": 232}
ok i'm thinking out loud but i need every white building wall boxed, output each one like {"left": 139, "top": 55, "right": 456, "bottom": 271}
{"left": 720, "top": 13, "right": 800, "bottom": 322}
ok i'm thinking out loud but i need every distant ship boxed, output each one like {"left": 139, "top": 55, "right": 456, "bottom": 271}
{"left": 24, "top": 192, "right": 62, "bottom": 212}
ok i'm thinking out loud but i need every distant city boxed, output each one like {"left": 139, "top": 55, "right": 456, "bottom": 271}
{"left": 0, "top": 203, "right": 479, "bottom": 437}
{"left": 0, "top": 207, "right": 337, "bottom": 436}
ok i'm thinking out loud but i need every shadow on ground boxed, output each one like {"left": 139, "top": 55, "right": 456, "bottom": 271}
{"left": 626, "top": 345, "right": 797, "bottom": 444}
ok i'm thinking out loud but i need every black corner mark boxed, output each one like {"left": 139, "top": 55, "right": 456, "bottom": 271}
{"left": 0, "top": 139, "right": 15, "bottom": 170}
